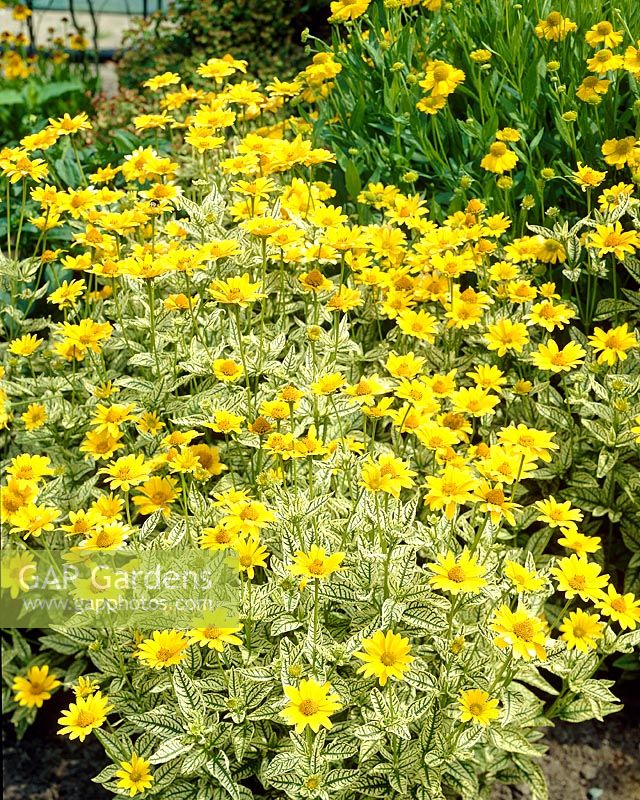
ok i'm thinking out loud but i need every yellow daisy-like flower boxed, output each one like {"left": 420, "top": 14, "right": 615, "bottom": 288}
{"left": 115, "top": 752, "right": 154, "bottom": 797}
{"left": 491, "top": 605, "right": 548, "bottom": 661}
{"left": 100, "top": 453, "right": 151, "bottom": 492}
{"left": 208, "top": 273, "right": 265, "bottom": 307}
{"left": 12, "top": 665, "right": 61, "bottom": 708}
{"left": 288, "top": 545, "right": 344, "bottom": 589}
{"left": 504, "top": 560, "right": 545, "bottom": 593}
{"left": 427, "top": 550, "right": 487, "bottom": 594}
{"left": 360, "top": 453, "right": 416, "bottom": 498}
{"left": 353, "top": 630, "right": 414, "bottom": 686}
{"left": 234, "top": 537, "right": 268, "bottom": 580}
{"left": 596, "top": 585, "right": 640, "bottom": 630}
{"left": 188, "top": 625, "right": 242, "bottom": 651}
{"left": 588, "top": 323, "right": 637, "bottom": 365}
{"left": 560, "top": 609, "right": 605, "bottom": 652}
{"left": 8, "top": 334, "right": 43, "bottom": 357}
{"left": 484, "top": 319, "right": 529, "bottom": 356}
{"left": 458, "top": 689, "right": 500, "bottom": 725}
{"left": 135, "top": 630, "right": 190, "bottom": 669}
{"left": 281, "top": 679, "right": 342, "bottom": 733}
{"left": 57, "top": 691, "right": 113, "bottom": 741}
{"left": 531, "top": 339, "right": 586, "bottom": 372}
{"left": 481, "top": 141, "right": 518, "bottom": 174}
{"left": 550, "top": 555, "right": 609, "bottom": 602}
{"left": 213, "top": 358, "right": 244, "bottom": 382}
{"left": 557, "top": 529, "right": 601, "bottom": 556}
{"left": 424, "top": 466, "right": 479, "bottom": 520}
{"left": 534, "top": 496, "right": 583, "bottom": 533}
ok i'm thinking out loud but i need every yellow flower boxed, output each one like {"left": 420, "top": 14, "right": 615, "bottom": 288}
{"left": 220, "top": 500, "right": 276, "bottom": 537}
{"left": 100, "top": 453, "right": 151, "bottom": 492}
{"left": 397, "top": 309, "right": 438, "bottom": 342}
{"left": 484, "top": 319, "right": 529, "bottom": 356}
{"left": 74, "top": 676, "right": 100, "bottom": 698}
{"left": 208, "top": 273, "right": 265, "bottom": 307}
{"left": 343, "top": 373, "right": 390, "bottom": 405}
{"left": 576, "top": 76, "right": 610, "bottom": 103}
{"left": 213, "top": 358, "right": 244, "bottom": 382}
{"left": 326, "top": 285, "right": 362, "bottom": 313}
{"left": 200, "top": 523, "right": 238, "bottom": 551}
{"left": 311, "top": 371, "right": 346, "bottom": 395}
{"left": 288, "top": 545, "right": 344, "bottom": 589}
{"left": 135, "top": 630, "right": 190, "bottom": 669}
{"left": 49, "top": 112, "right": 92, "bottom": 135}
{"left": 588, "top": 222, "right": 639, "bottom": 260}
{"left": 504, "top": 560, "right": 545, "bottom": 593}
{"left": 497, "top": 424, "right": 558, "bottom": 463}
{"left": 424, "top": 466, "right": 478, "bottom": 520}
{"left": 474, "top": 482, "right": 520, "bottom": 527}
{"left": 188, "top": 625, "right": 242, "bottom": 651}
{"left": 585, "top": 21, "right": 623, "bottom": 48}
{"left": 588, "top": 323, "right": 637, "bottom": 365}
{"left": 419, "top": 61, "right": 465, "bottom": 96}
{"left": 360, "top": 453, "right": 416, "bottom": 498}
{"left": 132, "top": 476, "right": 180, "bottom": 516}
{"left": 550, "top": 555, "right": 609, "bottom": 602}
{"left": 11, "top": 503, "right": 60, "bottom": 539}
{"left": 572, "top": 163, "right": 606, "bottom": 190}
{"left": 531, "top": 339, "right": 586, "bottom": 372}
{"left": 534, "top": 11, "right": 576, "bottom": 41}
{"left": 428, "top": 550, "right": 487, "bottom": 594}
{"left": 21, "top": 403, "right": 47, "bottom": 431}
{"left": 80, "top": 429, "right": 124, "bottom": 461}
{"left": 12, "top": 665, "right": 61, "bottom": 708}
{"left": 48, "top": 279, "right": 86, "bottom": 309}
{"left": 235, "top": 537, "right": 268, "bottom": 580}
{"left": 206, "top": 409, "right": 245, "bottom": 435}
{"left": 354, "top": 630, "right": 414, "bottom": 686}
{"left": 534, "top": 496, "right": 583, "bottom": 533}
{"left": 115, "top": 752, "right": 154, "bottom": 797}
{"left": 8, "top": 334, "right": 42, "bottom": 357}
{"left": 587, "top": 48, "right": 624, "bottom": 74}
{"left": 281, "top": 679, "right": 342, "bottom": 733}
{"left": 491, "top": 605, "right": 547, "bottom": 661}
{"left": 557, "top": 529, "right": 601, "bottom": 555}
{"left": 458, "top": 689, "right": 500, "bottom": 725}
{"left": 596, "top": 585, "right": 640, "bottom": 630}
{"left": 601, "top": 137, "right": 638, "bottom": 168}
{"left": 450, "top": 386, "right": 499, "bottom": 417}
{"left": 560, "top": 609, "right": 604, "bottom": 652}
{"left": 57, "top": 691, "right": 113, "bottom": 741}
{"left": 385, "top": 351, "right": 425, "bottom": 379}
{"left": 144, "top": 71, "right": 181, "bottom": 91}
{"left": 481, "top": 142, "right": 518, "bottom": 174}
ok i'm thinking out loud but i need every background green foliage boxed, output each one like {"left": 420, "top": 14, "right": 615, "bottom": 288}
{"left": 311, "top": 0, "right": 640, "bottom": 219}
{"left": 117, "top": 0, "right": 329, "bottom": 89}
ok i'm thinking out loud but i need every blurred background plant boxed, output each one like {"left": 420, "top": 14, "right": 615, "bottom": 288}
{"left": 117, "top": 0, "right": 329, "bottom": 89}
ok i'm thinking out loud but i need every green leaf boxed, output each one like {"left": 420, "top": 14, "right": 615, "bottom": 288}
{"left": 35, "top": 81, "right": 85, "bottom": 104}
{"left": 93, "top": 728, "right": 132, "bottom": 763}
{"left": 151, "top": 736, "right": 194, "bottom": 765}
{"left": 0, "top": 89, "right": 25, "bottom": 106}
{"left": 344, "top": 159, "right": 362, "bottom": 200}
{"left": 172, "top": 667, "right": 205, "bottom": 720}
{"left": 207, "top": 751, "right": 240, "bottom": 800}
{"left": 490, "top": 727, "right": 546, "bottom": 757}
{"left": 128, "top": 708, "right": 188, "bottom": 738}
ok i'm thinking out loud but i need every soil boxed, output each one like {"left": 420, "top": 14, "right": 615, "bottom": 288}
{"left": 3, "top": 685, "right": 640, "bottom": 800}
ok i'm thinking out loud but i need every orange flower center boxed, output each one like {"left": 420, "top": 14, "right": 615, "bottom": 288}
{"left": 512, "top": 620, "right": 535, "bottom": 641}
{"left": 299, "top": 699, "right": 320, "bottom": 716}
